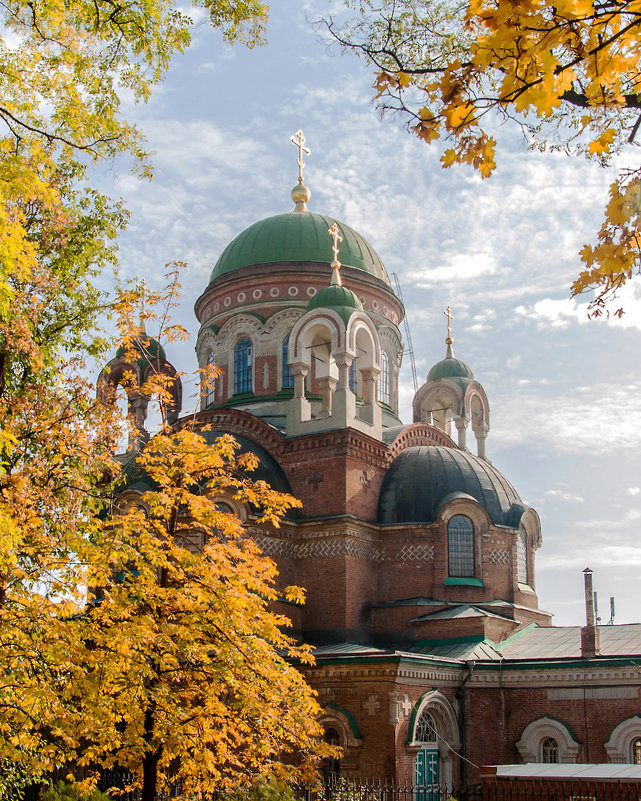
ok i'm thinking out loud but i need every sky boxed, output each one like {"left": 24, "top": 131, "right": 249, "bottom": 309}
{"left": 97, "top": 0, "right": 641, "bottom": 627}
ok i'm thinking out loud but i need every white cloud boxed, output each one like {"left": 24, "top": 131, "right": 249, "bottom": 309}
{"left": 544, "top": 490, "right": 585, "bottom": 503}
{"left": 491, "top": 380, "right": 641, "bottom": 454}
{"left": 406, "top": 253, "right": 499, "bottom": 286}
{"left": 628, "top": 487, "right": 641, "bottom": 496}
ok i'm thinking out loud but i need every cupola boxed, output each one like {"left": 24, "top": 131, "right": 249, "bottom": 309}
{"left": 413, "top": 307, "right": 490, "bottom": 457}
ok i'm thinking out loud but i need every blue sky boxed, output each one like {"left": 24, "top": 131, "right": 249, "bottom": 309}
{"left": 99, "top": 0, "right": 641, "bottom": 627}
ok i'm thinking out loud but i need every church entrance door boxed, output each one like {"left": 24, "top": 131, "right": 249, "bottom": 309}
{"left": 414, "top": 747, "right": 439, "bottom": 801}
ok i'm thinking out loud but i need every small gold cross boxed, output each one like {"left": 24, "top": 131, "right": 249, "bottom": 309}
{"left": 290, "top": 129, "right": 310, "bottom": 184}
{"left": 444, "top": 305, "right": 454, "bottom": 340}
{"left": 328, "top": 222, "right": 343, "bottom": 263}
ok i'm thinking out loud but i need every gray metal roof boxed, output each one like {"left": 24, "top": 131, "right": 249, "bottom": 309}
{"left": 489, "top": 764, "right": 641, "bottom": 779}
{"left": 498, "top": 623, "right": 641, "bottom": 659}
{"left": 377, "top": 445, "right": 524, "bottom": 526}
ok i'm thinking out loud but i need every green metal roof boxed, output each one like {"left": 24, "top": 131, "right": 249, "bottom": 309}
{"left": 115, "top": 334, "right": 166, "bottom": 363}
{"left": 307, "top": 284, "right": 363, "bottom": 324}
{"left": 377, "top": 445, "right": 522, "bottom": 526}
{"left": 427, "top": 356, "right": 474, "bottom": 384}
{"left": 209, "top": 212, "right": 390, "bottom": 285}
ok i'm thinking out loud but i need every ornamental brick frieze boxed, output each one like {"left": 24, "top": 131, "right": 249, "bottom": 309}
{"left": 547, "top": 687, "right": 638, "bottom": 700}
{"left": 469, "top": 665, "right": 641, "bottom": 687}
{"left": 253, "top": 535, "right": 291, "bottom": 558}
{"left": 396, "top": 543, "right": 435, "bottom": 562}
{"left": 396, "top": 665, "right": 462, "bottom": 683}
{"left": 251, "top": 529, "right": 388, "bottom": 562}
{"left": 487, "top": 548, "right": 511, "bottom": 565}
{"left": 294, "top": 538, "right": 386, "bottom": 561}
{"left": 308, "top": 666, "right": 399, "bottom": 681}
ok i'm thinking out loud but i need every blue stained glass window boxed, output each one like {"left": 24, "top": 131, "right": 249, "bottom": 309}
{"left": 282, "top": 334, "right": 294, "bottom": 389}
{"left": 234, "top": 338, "right": 252, "bottom": 394}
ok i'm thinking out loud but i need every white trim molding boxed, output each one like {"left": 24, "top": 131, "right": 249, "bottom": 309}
{"left": 516, "top": 716, "right": 581, "bottom": 763}
{"left": 605, "top": 715, "right": 641, "bottom": 763}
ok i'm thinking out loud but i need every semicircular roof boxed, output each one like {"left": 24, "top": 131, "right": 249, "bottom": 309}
{"left": 377, "top": 445, "right": 522, "bottom": 526}
{"left": 209, "top": 212, "right": 390, "bottom": 286}
{"left": 427, "top": 356, "right": 474, "bottom": 383}
{"left": 115, "top": 334, "right": 166, "bottom": 363}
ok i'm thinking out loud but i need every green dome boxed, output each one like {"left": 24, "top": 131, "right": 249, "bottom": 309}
{"left": 209, "top": 212, "right": 390, "bottom": 285}
{"left": 308, "top": 284, "right": 363, "bottom": 311}
{"left": 427, "top": 356, "right": 474, "bottom": 383}
{"left": 115, "top": 334, "right": 166, "bottom": 363}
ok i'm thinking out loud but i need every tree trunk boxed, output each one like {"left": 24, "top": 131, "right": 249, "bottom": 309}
{"left": 141, "top": 703, "right": 162, "bottom": 801}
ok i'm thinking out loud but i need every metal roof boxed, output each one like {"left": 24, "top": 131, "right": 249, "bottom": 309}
{"left": 377, "top": 445, "right": 523, "bottom": 526}
{"left": 488, "top": 764, "right": 641, "bottom": 780}
{"left": 209, "top": 212, "right": 390, "bottom": 285}
{"left": 498, "top": 623, "right": 641, "bottom": 659}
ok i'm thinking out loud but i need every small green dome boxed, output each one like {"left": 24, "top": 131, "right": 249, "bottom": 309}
{"left": 427, "top": 356, "right": 474, "bottom": 383}
{"left": 115, "top": 334, "right": 166, "bottom": 363}
{"left": 307, "top": 283, "right": 363, "bottom": 325}
{"left": 209, "top": 212, "right": 390, "bottom": 285}
{"left": 309, "top": 284, "right": 363, "bottom": 311}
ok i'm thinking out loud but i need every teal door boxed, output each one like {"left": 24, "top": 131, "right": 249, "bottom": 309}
{"left": 414, "top": 748, "right": 439, "bottom": 801}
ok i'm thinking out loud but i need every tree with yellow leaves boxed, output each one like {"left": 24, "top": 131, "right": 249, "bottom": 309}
{"left": 329, "top": 0, "right": 641, "bottom": 314}
{"left": 65, "top": 427, "right": 326, "bottom": 801}
{"left": 0, "top": 0, "right": 330, "bottom": 789}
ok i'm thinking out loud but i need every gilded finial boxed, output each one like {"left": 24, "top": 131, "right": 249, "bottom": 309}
{"left": 290, "top": 129, "right": 311, "bottom": 212}
{"left": 328, "top": 222, "right": 343, "bottom": 286}
{"left": 444, "top": 305, "right": 454, "bottom": 358}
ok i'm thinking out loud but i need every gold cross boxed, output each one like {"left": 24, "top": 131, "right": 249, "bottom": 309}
{"left": 328, "top": 222, "right": 343, "bottom": 263}
{"left": 290, "top": 129, "right": 310, "bottom": 184}
{"left": 444, "top": 305, "right": 454, "bottom": 340}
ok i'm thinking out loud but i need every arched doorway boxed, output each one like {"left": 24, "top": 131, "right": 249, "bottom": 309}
{"left": 408, "top": 691, "right": 460, "bottom": 798}
{"left": 414, "top": 711, "right": 439, "bottom": 801}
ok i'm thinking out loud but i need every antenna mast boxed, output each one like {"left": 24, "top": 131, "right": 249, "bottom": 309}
{"left": 392, "top": 272, "right": 418, "bottom": 394}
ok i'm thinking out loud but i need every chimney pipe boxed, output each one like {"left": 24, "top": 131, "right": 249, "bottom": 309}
{"left": 581, "top": 567, "right": 600, "bottom": 657}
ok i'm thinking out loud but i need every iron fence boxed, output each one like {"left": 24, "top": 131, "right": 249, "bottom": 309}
{"left": 18, "top": 770, "right": 641, "bottom": 801}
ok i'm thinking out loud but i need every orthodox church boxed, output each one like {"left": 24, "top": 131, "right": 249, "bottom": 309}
{"left": 101, "top": 133, "right": 641, "bottom": 791}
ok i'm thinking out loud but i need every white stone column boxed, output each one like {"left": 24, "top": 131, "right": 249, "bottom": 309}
{"left": 287, "top": 363, "right": 311, "bottom": 430}
{"left": 317, "top": 375, "right": 337, "bottom": 418}
{"left": 454, "top": 416, "right": 469, "bottom": 449}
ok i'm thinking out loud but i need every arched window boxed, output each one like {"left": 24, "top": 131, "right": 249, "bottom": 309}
{"left": 349, "top": 358, "right": 357, "bottom": 394}
{"left": 416, "top": 711, "right": 438, "bottom": 744}
{"left": 632, "top": 738, "right": 641, "bottom": 764}
{"left": 517, "top": 526, "right": 528, "bottom": 584}
{"left": 204, "top": 350, "right": 216, "bottom": 407}
{"left": 323, "top": 727, "right": 341, "bottom": 782}
{"left": 234, "top": 338, "right": 252, "bottom": 394}
{"left": 541, "top": 737, "right": 559, "bottom": 763}
{"left": 447, "top": 515, "right": 474, "bottom": 577}
{"left": 378, "top": 351, "right": 390, "bottom": 405}
{"left": 282, "top": 334, "right": 294, "bottom": 389}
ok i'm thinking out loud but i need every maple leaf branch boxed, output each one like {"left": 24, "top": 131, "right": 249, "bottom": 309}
{"left": 0, "top": 106, "right": 121, "bottom": 153}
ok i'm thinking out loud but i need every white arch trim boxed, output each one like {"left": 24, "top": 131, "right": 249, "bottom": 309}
{"left": 289, "top": 309, "right": 347, "bottom": 364}
{"left": 516, "top": 716, "right": 581, "bottom": 763}
{"left": 408, "top": 690, "right": 461, "bottom": 752}
{"left": 319, "top": 704, "right": 362, "bottom": 749}
{"left": 605, "top": 715, "right": 641, "bottom": 762}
